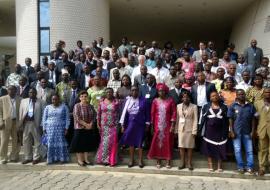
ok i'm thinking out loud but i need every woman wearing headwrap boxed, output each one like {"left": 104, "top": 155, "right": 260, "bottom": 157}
{"left": 148, "top": 83, "right": 177, "bottom": 169}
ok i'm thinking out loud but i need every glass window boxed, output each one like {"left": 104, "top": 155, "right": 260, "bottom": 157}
{"left": 40, "top": 30, "right": 50, "bottom": 53}
{"left": 40, "top": 2, "right": 50, "bottom": 27}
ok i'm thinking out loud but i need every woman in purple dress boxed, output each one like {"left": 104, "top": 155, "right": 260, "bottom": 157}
{"left": 199, "top": 91, "right": 228, "bottom": 172}
{"left": 120, "top": 86, "right": 150, "bottom": 168}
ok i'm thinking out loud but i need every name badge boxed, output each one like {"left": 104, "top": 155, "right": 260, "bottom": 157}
{"left": 180, "top": 118, "right": 185, "bottom": 123}
{"left": 254, "top": 53, "right": 256, "bottom": 57}
{"left": 96, "top": 96, "right": 101, "bottom": 100}
{"left": 145, "top": 94, "right": 150, "bottom": 99}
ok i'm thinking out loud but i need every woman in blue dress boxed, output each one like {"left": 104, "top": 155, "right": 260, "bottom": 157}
{"left": 42, "top": 94, "right": 70, "bottom": 164}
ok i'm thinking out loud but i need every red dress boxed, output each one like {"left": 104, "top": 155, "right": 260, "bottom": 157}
{"left": 148, "top": 97, "right": 177, "bottom": 160}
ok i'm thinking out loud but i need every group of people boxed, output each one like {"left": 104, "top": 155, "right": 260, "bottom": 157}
{"left": 0, "top": 37, "right": 270, "bottom": 176}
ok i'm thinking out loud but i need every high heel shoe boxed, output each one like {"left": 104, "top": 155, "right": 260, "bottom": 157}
{"left": 83, "top": 161, "right": 93, "bottom": 166}
{"left": 78, "top": 162, "right": 86, "bottom": 167}
{"left": 128, "top": 161, "right": 134, "bottom": 168}
{"left": 138, "top": 161, "right": 144, "bottom": 168}
{"left": 178, "top": 165, "right": 185, "bottom": 170}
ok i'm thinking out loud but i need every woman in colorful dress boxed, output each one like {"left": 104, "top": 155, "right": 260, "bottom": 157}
{"left": 70, "top": 90, "right": 97, "bottom": 167}
{"left": 87, "top": 76, "right": 105, "bottom": 111}
{"left": 175, "top": 91, "right": 198, "bottom": 171}
{"left": 96, "top": 88, "right": 120, "bottom": 166}
{"left": 120, "top": 86, "right": 151, "bottom": 168}
{"left": 148, "top": 83, "right": 177, "bottom": 169}
{"left": 220, "top": 77, "right": 237, "bottom": 107}
{"left": 42, "top": 94, "right": 70, "bottom": 164}
{"left": 246, "top": 74, "right": 265, "bottom": 104}
{"left": 199, "top": 91, "right": 228, "bottom": 172}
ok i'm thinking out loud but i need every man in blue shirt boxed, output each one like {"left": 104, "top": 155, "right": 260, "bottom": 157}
{"left": 228, "top": 89, "right": 256, "bottom": 174}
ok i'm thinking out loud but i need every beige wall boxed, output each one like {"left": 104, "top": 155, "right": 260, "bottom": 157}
{"left": 16, "top": 0, "right": 38, "bottom": 65}
{"left": 50, "top": 0, "right": 110, "bottom": 52}
{"left": 230, "top": 0, "right": 270, "bottom": 57}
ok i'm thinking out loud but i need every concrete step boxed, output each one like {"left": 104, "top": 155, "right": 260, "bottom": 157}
{"left": 3, "top": 146, "right": 266, "bottom": 180}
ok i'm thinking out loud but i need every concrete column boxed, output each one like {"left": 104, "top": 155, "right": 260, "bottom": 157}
{"left": 50, "top": 0, "right": 110, "bottom": 52}
{"left": 16, "top": 0, "right": 38, "bottom": 64}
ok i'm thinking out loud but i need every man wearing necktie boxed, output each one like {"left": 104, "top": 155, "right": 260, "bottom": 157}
{"left": 19, "top": 88, "right": 45, "bottom": 165}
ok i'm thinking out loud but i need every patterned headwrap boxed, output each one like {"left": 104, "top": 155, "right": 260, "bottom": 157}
{"left": 156, "top": 83, "right": 169, "bottom": 94}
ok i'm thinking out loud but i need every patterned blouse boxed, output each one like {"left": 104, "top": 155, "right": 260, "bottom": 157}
{"left": 246, "top": 87, "right": 264, "bottom": 104}
{"left": 73, "top": 103, "right": 96, "bottom": 129}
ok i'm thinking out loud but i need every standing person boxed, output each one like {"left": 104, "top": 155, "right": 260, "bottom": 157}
{"left": 228, "top": 89, "right": 256, "bottom": 174}
{"left": 220, "top": 77, "right": 237, "bottom": 107}
{"left": 254, "top": 87, "right": 270, "bottom": 176}
{"left": 56, "top": 69, "right": 71, "bottom": 105}
{"left": 148, "top": 83, "right": 176, "bottom": 169}
{"left": 19, "top": 88, "right": 44, "bottom": 164}
{"left": 211, "top": 67, "right": 225, "bottom": 93}
{"left": 70, "top": 91, "right": 97, "bottom": 166}
{"left": 42, "top": 94, "right": 70, "bottom": 164}
{"left": 236, "top": 71, "right": 252, "bottom": 92}
{"left": 246, "top": 74, "right": 264, "bottom": 104}
{"left": 107, "top": 69, "right": 121, "bottom": 96}
{"left": 96, "top": 88, "right": 120, "bottom": 166}
{"left": 0, "top": 77, "right": 7, "bottom": 97}
{"left": 244, "top": 39, "right": 263, "bottom": 76}
{"left": 6, "top": 64, "right": 22, "bottom": 87}
{"left": 0, "top": 86, "right": 21, "bottom": 164}
{"left": 175, "top": 91, "right": 198, "bottom": 170}
{"left": 169, "top": 78, "right": 188, "bottom": 105}
{"left": 116, "top": 75, "right": 132, "bottom": 100}
{"left": 17, "top": 76, "right": 30, "bottom": 99}
{"left": 87, "top": 76, "right": 105, "bottom": 111}
{"left": 37, "top": 78, "right": 54, "bottom": 105}
{"left": 120, "top": 86, "right": 150, "bottom": 168}
{"left": 199, "top": 91, "right": 228, "bottom": 172}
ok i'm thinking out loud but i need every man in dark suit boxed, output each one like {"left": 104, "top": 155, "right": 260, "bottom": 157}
{"left": 0, "top": 77, "right": 7, "bottom": 97}
{"left": 79, "top": 65, "right": 91, "bottom": 90}
{"left": 191, "top": 72, "right": 216, "bottom": 108}
{"left": 191, "top": 72, "right": 216, "bottom": 150}
{"left": 169, "top": 78, "right": 188, "bottom": 105}
{"left": 17, "top": 76, "right": 30, "bottom": 99}
{"left": 22, "top": 57, "right": 35, "bottom": 77}
{"left": 66, "top": 79, "right": 80, "bottom": 146}
{"left": 139, "top": 74, "right": 157, "bottom": 105}
{"left": 45, "top": 61, "right": 60, "bottom": 88}
{"left": 244, "top": 39, "right": 263, "bottom": 76}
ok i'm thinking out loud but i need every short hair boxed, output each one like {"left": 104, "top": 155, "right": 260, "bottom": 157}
{"left": 29, "top": 87, "right": 37, "bottom": 93}
{"left": 236, "top": 89, "right": 245, "bottom": 94}
{"left": 78, "top": 90, "right": 88, "bottom": 97}
{"left": 182, "top": 91, "right": 191, "bottom": 99}
{"left": 262, "top": 57, "right": 269, "bottom": 61}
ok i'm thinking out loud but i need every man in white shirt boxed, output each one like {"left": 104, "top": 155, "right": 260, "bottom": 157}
{"left": 225, "top": 63, "right": 242, "bottom": 84}
{"left": 146, "top": 41, "right": 161, "bottom": 58}
{"left": 192, "top": 42, "right": 210, "bottom": 63}
{"left": 236, "top": 70, "right": 252, "bottom": 92}
{"left": 131, "top": 55, "right": 146, "bottom": 83}
{"left": 149, "top": 58, "right": 169, "bottom": 83}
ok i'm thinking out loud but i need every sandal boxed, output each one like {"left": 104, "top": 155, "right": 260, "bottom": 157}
{"left": 217, "top": 168, "right": 223, "bottom": 172}
{"left": 166, "top": 164, "right": 171, "bottom": 169}
{"left": 208, "top": 168, "right": 214, "bottom": 172}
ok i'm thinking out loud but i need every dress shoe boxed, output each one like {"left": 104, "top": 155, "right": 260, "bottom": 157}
{"left": 1, "top": 160, "right": 7, "bottom": 164}
{"left": 22, "top": 160, "right": 32, "bottom": 164}
{"left": 32, "top": 160, "right": 40, "bottom": 165}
